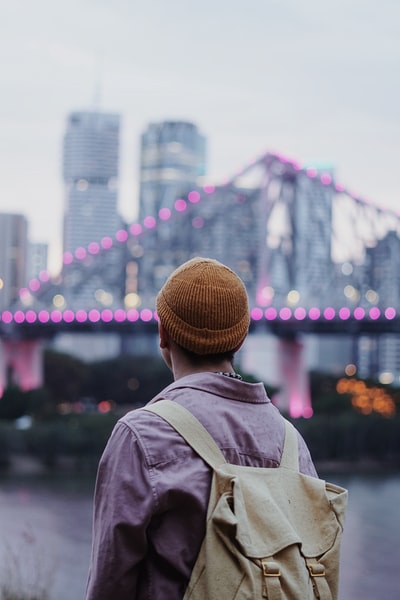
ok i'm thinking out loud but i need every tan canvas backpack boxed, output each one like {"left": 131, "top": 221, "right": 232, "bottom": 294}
{"left": 145, "top": 400, "right": 348, "bottom": 600}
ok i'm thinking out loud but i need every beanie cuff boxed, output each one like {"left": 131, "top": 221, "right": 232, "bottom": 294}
{"left": 157, "top": 291, "right": 249, "bottom": 355}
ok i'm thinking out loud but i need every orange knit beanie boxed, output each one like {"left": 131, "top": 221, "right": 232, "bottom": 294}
{"left": 156, "top": 257, "right": 250, "bottom": 355}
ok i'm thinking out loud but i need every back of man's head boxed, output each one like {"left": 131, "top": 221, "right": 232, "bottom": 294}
{"left": 156, "top": 257, "right": 250, "bottom": 356}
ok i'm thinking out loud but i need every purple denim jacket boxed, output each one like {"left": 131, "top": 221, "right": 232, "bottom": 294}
{"left": 85, "top": 372, "right": 317, "bottom": 600}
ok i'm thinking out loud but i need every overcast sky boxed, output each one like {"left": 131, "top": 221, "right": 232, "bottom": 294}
{"left": 1, "top": 0, "right": 399, "bottom": 271}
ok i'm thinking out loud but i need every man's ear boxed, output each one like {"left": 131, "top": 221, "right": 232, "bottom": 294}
{"left": 159, "top": 322, "right": 169, "bottom": 349}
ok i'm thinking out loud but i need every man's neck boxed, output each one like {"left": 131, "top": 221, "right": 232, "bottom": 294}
{"left": 170, "top": 348, "right": 234, "bottom": 381}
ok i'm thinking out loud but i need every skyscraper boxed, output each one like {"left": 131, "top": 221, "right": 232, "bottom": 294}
{"left": 139, "top": 120, "right": 206, "bottom": 220}
{"left": 61, "top": 110, "right": 124, "bottom": 311}
{"left": 0, "top": 213, "right": 28, "bottom": 311}
{"left": 357, "top": 231, "right": 400, "bottom": 380}
{"left": 63, "top": 111, "right": 121, "bottom": 253}
{"left": 137, "top": 121, "right": 206, "bottom": 303}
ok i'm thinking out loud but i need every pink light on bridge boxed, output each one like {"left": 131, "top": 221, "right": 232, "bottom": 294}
{"left": 76, "top": 310, "right": 87, "bottom": 322}
{"left": 159, "top": 208, "right": 171, "bottom": 221}
{"left": 101, "top": 309, "right": 113, "bottom": 322}
{"left": 14, "top": 311, "right": 25, "bottom": 323}
{"left": 306, "top": 168, "right": 318, "bottom": 178}
{"left": 116, "top": 229, "right": 129, "bottom": 243}
{"left": 353, "top": 307, "right": 365, "bottom": 320}
{"left": 251, "top": 307, "right": 263, "bottom": 320}
{"left": 63, "top": 310, "right": 75, "bottom": 323}
{"left": 143, "top": 216, "right": 156, "bottom": 229}
{"left": 127, "top": 309, "right": 139, "bottom": 322}
{"left": 114, "top": 309, "right": 126, "bottom": 322}
{"left": 188, "top": 190, "right": 201, "bottom": 203}
{"left": 203, "top": 185, "right": 215, "bottom": 194}
{"left": 335, "top": 183, "right": 345, "bottom": 193}
{"left": 29, "top": 279, "right": 40, "bottom": 292}
{"left": 75, "top": 247, "right": 86, "bottom": 260}
{"left": 174, "top": 199, "right": 187, "bottom": 212}
{"left": 279, "top": 307, "right": 292, "bottom": 320}
{"left": 130, "top": 223, "right": 142, "bottom": 236}
{"left": 140, "top": 309, "right": 154, "bottom": 322}
{"left": 1, "top": 311, "right": 12, "bottom": 323}
{"left": 265, "top": 307, "right": 277, "bottom": 320}
{"left": 101, "top": 237, "right": 113, "bottom": 249}
{"left": 323, "top": 307, "right": 335, "bottom": 320}
{"left": 385, "top": 307, "right": 396, "bottom": 320}
{"left": 25, "top": 310, "right": 37, "bottom": 323}
{"left": 63, "top": 252, "right": 73, "bottom": 265}
{"left": 369, "top": 307, "right": 381, "bottom": 320}
{"left": 339, "top": 307, "right": 351, "bottom": 320}
{"left": 294, "top": 307, "right": 307, "bottom": 320}
{"left": 38, "top": 310, "right": 50, "bottom": 323}
{"left": 309, "top": 307, "right": 321, "bottom": 320}
{"left": 39, "top": 271, "right": 50, "bottom": 282}
{"left": 88, "top": 309, "right": 101, "bottom": 322}
{"left": 88, "top": 242, "right": 100, "bottom": 254}
{"left": 50, "top": 310, "right": 62, "bottom": 323}
{"left": 320, "top": 173, "right": 332, "bottom": 185}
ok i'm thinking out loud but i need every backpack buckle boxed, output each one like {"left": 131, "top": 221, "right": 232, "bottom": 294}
{"left": 262, "top": 560, "right": 281, "bottom": 577}
{"left": 308, "top": 563, "right": 326, "bottom": 577}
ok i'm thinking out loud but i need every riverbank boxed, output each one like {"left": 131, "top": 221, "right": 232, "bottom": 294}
{"left": 2, "top": 401, "right": 400, "bottom": 474}
{"left": 0, "top": 453, "right": 98, "bottom": 478}
{"left": 315, "top": 458, "right": 400, "bottom": 474}
{"left": 2, "top": 452, "right": 399, "bottom": 480}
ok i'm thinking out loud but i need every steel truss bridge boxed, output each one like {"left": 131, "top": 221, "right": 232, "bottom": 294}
{"left": 1, "top": 151, "right": 400, "bottom": 416}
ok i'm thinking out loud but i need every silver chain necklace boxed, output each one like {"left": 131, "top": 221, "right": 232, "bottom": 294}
{"left": 214, "top": 371, "right": 242, "bottom": 380}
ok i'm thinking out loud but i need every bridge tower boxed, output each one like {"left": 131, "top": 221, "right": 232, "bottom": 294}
{"left": 0, "top": 339, "right": 43, "bottom": 396}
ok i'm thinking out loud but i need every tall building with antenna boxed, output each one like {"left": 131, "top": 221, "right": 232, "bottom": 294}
{"left": 63, "top": 110, "right": 121, "bottom": 253}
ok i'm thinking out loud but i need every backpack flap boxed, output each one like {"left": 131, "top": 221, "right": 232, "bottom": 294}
{"left": 204, "top": 466, "right": 346, "bottom": 600}
{"left": 211, "top": 464, "right": 345, "bottom": 559}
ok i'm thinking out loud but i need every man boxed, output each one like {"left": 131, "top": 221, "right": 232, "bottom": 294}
{"left": 85, "top": 257, "right": 317, "bottom": 600}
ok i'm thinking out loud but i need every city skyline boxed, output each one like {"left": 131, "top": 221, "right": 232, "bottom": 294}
{"left": 2, "top": 146, "right": 400, "bottom": 381}
{"left": 1, "top": 0, "right": 400, "bottom": 273}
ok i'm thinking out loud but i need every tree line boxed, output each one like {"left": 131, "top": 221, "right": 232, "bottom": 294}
{"left": 0, "top": 351, "right": 399, "bottom": 470}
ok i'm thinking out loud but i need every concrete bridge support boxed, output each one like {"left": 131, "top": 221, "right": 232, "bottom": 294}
{"left": 274, "top": 337, "right": 313, "bottom": 418}
{"left": 241, "top": 332, "right": 313, "bottom": 418}
{"left": 0, "top": 339, "right": 44, "bottom": 397}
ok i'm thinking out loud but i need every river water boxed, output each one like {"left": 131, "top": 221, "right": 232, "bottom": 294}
{"left": 0, "top": 469, "right": 399, "bottom": 599}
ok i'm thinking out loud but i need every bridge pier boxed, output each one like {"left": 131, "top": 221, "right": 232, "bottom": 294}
{"left": 242, "top": 332, "right": 313, "bottom": 418}
{"left": 0, "top": 339, "right": 44, "bottom": 397}
{"left": 274, "top": 337, "right": 313, "bottom": 418}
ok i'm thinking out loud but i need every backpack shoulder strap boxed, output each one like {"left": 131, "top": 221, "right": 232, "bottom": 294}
{"left": 144, "top": 401, "right": 300, "bottom": 472}
{"left": 143, "top": 400, "right": 227, "bottom": 470}
{"left": 280, "top": 419, "right": 300, "bottom": 471}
